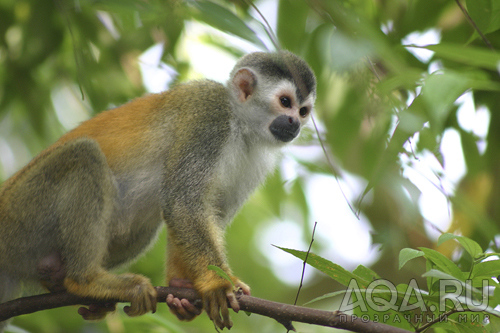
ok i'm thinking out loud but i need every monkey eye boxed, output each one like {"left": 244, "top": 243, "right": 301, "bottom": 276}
{"left": 299, "top": 107, "right": 309, "bottom": 117}
{"left": 280, "top": 96, "right": 292, "bottom": 108}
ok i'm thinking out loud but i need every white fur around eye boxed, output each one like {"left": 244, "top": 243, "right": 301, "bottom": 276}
{"left": 274, "top": 81, "right": 297, "bottom": 103}
{"left": 265, "top": 80, "right": 297, "bottom": 114}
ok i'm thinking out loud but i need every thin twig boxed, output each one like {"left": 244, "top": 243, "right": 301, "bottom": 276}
{"left": 243, "top": 0, "right": 280, "bottom": 50}
{"left": 287, "top": 222, "right": 318, "bottom": 333}
{"left": 365, "top": 57, "right": 382, "bottom": 83}
{"left": 53, "top": 0, "right": 86, "bottom": 100}
{"left": 415, "top": 309, "right": 457, "bottom": 332}
{"left": 292, "top": 221, "right": 318, "bottom": 307}
{"left": 454, "top": 0, "right": 495, "bottom": 51}
{"left": 311, "top": 115, "right": 360, "bottom": 219}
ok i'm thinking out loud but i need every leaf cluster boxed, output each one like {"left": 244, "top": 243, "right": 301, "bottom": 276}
{"left": 283, "top": 233, "right": 500, "bottom": 332}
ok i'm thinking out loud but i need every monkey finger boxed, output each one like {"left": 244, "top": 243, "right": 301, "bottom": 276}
{"left": 180, "top": 298, "right": 202, "bottom": 317}
{"left": 124, "top": 298, "right": 156, "bottom": 316}
{"left": 125, "top": 281, "right": 157, "bottom": 317}
{"left": 205, "top": 297, "right": 224, "bottom": 330}
{"left": 123, "top": 305, "right": 133, "bottom": 316}
{"left": 78, "top": 307, "right": 102, "bottom": 321}
{"left": 78, "top": 303, "right": 116, "bottom": 320}
{"left": 218, "top": 292, "right": 231, "bottom": 328}
{"left": 78, "top": 307, "right": 98, "bottom": 321}
{"left": 149, "top": 292, "right": 158, "bottom": 314}
{"left": 218, "top": 292, "right": 233, "bottom": 329}
{"left": 167, "top": 295, "right": 202, "bottom": 320}
{"left": 167, "top": 295, "right": 187, "bottom": 320}
{"left": 123, "top": 303, "right": 144, "bottom": 317}
{"left": 220, "top": 299, "right": 232, "bottom": 330}
{"left": 166, "top": 293, "right": 174, "bottom": 306}
{"left": 226, "top": 291, "right": 240, "bottom": 313}
{"left": 236, "top": 282, "right": 251, "bottom": 296}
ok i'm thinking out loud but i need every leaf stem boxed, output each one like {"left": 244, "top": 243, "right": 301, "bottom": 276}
{"left": 454, "top": 0, "right": 495, "bottom": 51}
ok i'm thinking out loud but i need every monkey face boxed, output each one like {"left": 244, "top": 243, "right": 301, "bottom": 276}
{"left": 230, "top": 51, "right": 316, "bottom": 145}
{"left": 267, "top": 80, "right": 315, "bottom": 143}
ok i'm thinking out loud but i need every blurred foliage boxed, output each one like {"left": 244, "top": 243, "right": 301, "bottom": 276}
{"left": 2, "top": 0, "right": 500, "bottom": 332}
{"left": 284, "top": 234, "right": 500, "bottom": 332}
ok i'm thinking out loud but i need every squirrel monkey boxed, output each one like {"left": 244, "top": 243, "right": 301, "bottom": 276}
{"left": 0, "top": 51, "right": 316, "bottom": 330}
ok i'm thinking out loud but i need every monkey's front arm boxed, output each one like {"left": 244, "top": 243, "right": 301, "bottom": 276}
{"left": 164, "top": 166, "right": 250, "bottom": 329}
{"left": 159, "top": 111, "right": 250, "bottom": 329}
{"left": 162, "top": 186, "right": 250, "bottom": 329}
{"left": 164, "top": 220, "right": 250, "bottom": 329}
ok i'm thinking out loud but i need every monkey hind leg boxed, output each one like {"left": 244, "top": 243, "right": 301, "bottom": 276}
{"left": 35, "top": 139, "right": 157, "bottom": 317}
{"left": 0, "top": 138, "right": 116, "bottom": 276}
{"left": 64, "top": 268, "right": 157, "bottom": 318}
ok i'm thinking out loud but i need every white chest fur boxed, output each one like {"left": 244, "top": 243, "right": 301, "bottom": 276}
{"left": 214, "top": 132, "right": 280, "bottom": 226}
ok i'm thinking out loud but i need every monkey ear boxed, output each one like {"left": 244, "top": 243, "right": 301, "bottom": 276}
{"left": 232, "top": 68, "right": 256, "bottom": 102}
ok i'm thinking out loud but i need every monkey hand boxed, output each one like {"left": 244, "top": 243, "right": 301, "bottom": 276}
{"left": 78, "top": 303, "right": 117, "bottom": 320}
{"left": 167, "top": 278, "right": 203, "bottom": 321}
{"left": 197, "top": 274, "right": 251, "bottom": 330}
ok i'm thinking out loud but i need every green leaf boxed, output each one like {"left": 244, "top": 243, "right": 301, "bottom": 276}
{"left": 438, "top": 233, "right": 483, "bottom": 259}
{"left": 422, "top": 270, "right": 490, "bottom": 307}
{"left": 276, "top": 247, "right": 371, "bottom": 288}
{"left": 399, "top": 248, "right": 425, "bottom": 270}
{"left": 420, "top": 43, "right": 500, "bottom": 70}
{"left": 188, "top": 0, "right": 266, "bottom": 49}
{"left": 459, "top": 129, "right": 484, "bottom": 174}
{"left": 487, "top": 315, "right": 500, "bottom": 332}
{"left": 420, "top": 248, "right": 466, "bottom": 281}
{"left": 480, "top": 304, "right": 500, "bottom": 319}
{"left": 466, "top": 0, "right": 500, "bottom": 34}
{"left": 277, "top": 0, "right": 309, "bottom": 51}
{"left": 422, "top": 269, "right": 462, "bottom": 281}
{"left": 396, "top": 282, "right": 441, "bottom": 305}
{"left": 490, "top": 286, "right": 500, "bottom": 310}
{"left": 353, "top": 265, "right": 380, "bottom": 281}
{"left": 472, "top": 260, "right": 500, "bottom": 279}
{"left": 304, "top": 290, "right": 348, "bottom": 305}
{"left": 207, "top": 265, "right": 234, "bottom": 287}
{"left": 420, "top": 71, "right": 470, "bottom": 133}
{"left": 326, "top": 32, "right": 374, "bottom": 70}
{"left": 397, "top": 105, "right": 427, "bottom": 134}
{"left": 432, "top": 314, "right": 488, "bottom": 333}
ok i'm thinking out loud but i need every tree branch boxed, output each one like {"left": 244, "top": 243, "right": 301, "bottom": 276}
{"left": 0, "top": 287, "right": 413, "bottom": 333}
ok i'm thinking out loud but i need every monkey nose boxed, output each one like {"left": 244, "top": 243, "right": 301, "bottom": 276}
{"left": 269, "top": 115, "right": 300, "bottom": 142}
